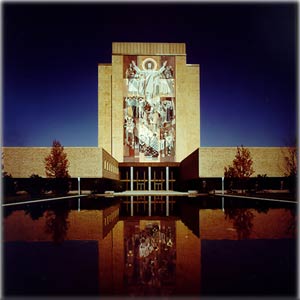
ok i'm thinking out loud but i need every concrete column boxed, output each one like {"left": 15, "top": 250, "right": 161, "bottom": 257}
{"left": 222, "top": 177, "right": 224, "bottom": 195}
{"left": 78, "top": 177, "right": 81, "bottom": 195}
{"left": 130, "top": 167, "right": 134, "bottom": 191}
{"left": 148, "top": 167, "right": 151, "bottom": 191}
{"left": 148, "top": 196, "right": 151, "bottom": 216}
{"left": 166, "top": 167, "right": 169, "bottom": 191}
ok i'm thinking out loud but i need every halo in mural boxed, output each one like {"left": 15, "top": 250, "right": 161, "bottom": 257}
{"left": 142, "top": 58, "right": 158, "bottom": 71}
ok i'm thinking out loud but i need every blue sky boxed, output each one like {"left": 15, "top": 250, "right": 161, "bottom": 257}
{"left": 2, "top": 3, "right": 298, "bottom": 147}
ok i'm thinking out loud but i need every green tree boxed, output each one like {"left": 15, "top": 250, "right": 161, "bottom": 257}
{"left": 44, "top": 140, "right": 70, "bottom": 178}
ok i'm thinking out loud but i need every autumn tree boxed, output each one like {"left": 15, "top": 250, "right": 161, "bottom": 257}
{"left": 224, "top": 145, "right": 254, "bottom": 178}
{"left": 44, "top": 140, "right": 70, "bottom": 194}
{"left": 45, "top": 140, "right": 70, "bottom": 178}
{"left": 283, "top": 146, "right": 297, "bottom": 178}
{"left": 282, "top": 139, "right": 297, "bottom": 193}
{"left": 224, "top": 145, "right": 254, "bottom": 192}
{"left": 2, "top": 152, "right": 15, "bottom": 196}
{"left": 2, "top": 152, "right": 11, "bottom": 178}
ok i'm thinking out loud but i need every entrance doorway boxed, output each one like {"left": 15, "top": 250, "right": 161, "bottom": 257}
{"left": 119, "top": 166, "right": 179, "bottom": 191}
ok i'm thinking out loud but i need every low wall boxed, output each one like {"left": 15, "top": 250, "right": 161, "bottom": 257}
{"left": 3, "top": 146, "right": 292, "bottom": 180}
{"left": 199, "top": 147, "right": 291, "bottom": 178}
{"left": 2, "top": 147, "right": 118, "bottom": 179}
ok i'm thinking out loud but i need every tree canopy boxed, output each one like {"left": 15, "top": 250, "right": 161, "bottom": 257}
{"left": 44, "top": 140, "right": 70, "bottom": 178}
{"left": 224, "top": 145, "right": 254, "bottom": 178}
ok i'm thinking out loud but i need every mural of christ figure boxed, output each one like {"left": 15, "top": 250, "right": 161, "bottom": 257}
{"left": 132, "top": 59, "right": 167, "bottom": 101}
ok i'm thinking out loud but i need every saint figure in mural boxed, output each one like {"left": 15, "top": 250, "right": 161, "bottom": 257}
{"left": 124, "top": 116, "right": 135, "bottom": 147}
{"left": 131, "top": 59, "right": 168, "bottom": 101}
{"left": 160, "top": 65, "right": 175, "bottom": 95}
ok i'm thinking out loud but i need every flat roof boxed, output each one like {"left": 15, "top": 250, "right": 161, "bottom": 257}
{"left": 112, "top": 42, "right": 186, "bottom": 56}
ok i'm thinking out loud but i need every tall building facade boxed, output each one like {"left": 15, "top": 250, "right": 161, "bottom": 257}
{"left": 98, "top": 42, "right": 200, "bottom": 163}
{"left": 3, "top": 42, "right": 290, "bottom": 188}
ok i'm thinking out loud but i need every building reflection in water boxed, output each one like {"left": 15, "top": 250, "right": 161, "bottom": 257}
{"left": 122, "top": 195, "right": 175, "bottom": 216}
{"left": 124, "top": 220, "right": 176, "bottom": 296}
{"left": 3, "top": 196, "right": 297, "bottom": 297}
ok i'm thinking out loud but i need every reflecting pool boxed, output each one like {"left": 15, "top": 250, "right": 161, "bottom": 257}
{"left": 3, "top": 196, "right": 297, "bottom": 297}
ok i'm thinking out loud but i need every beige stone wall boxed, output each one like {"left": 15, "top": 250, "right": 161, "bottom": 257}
{"left": 2, "top": 147, "right": 118, "bottom": 178}
{"left": 199, "top": 147, "right": 290, "bottom": 177}
{"left": 98, "top": 64, "right": 112, "bottom": 153}
{"left": 180, "top": 148, "right": 199, "bottom": 181}
{"left": 102, "top": 43, "right": 200, "bottom": 163}
{"left": 102, "top": 148, "right": 120, "bottom": 180}
{"left": 3, "top": 146, "right": 290, "bottom": 179}
{"left": 176, "top": 56, "right": 200, "bottom": 162}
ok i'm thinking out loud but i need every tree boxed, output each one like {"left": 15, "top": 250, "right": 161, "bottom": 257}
{"left": 45, "top": 140, "right": 70, "bottom": 178}
{"left": 283, "top": 145, "right": 297, "bottom": 193}
{"left": 224, "top": 145, "right": 254, "bottom": 192}
{"left": 2, "top": 152, "right": 11, "bottom": 178}
{"left": 256, "top": 174, "right": 268, "bottom": 191}
{"left": 2, "top": 152, "right": 15, "bottom": 196}
{"left": 281, "top": 137, "right": 297, "bottom": 193}
{"left": 283, "top": 146, "right": 297, "bottom": 178}
{"left": 26, "top": 174, "right": 45, "bottom": 196}
{"left": 224, "top": 145, "right": 254, "bottom": 178}
{"left": 44, "top": 140, "right": 70, "bottom": 195}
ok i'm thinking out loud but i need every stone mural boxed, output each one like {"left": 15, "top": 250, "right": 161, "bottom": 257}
{"left": 123, "top": 56, "right": 176, "bottom": 161}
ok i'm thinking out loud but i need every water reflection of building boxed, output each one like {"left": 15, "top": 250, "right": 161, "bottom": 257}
{"left": 3, "top": 202, "right": 295, "bottom": 296}
{"left": 123, "top": 219, "right": 177, "bottom": 296}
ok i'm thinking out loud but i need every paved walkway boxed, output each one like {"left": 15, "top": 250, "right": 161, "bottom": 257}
{"left": 214, "top": 193, "right": 297, "bottom": 204}
{"left": 2, "top": 195, "right": 88, "bottom": 207}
